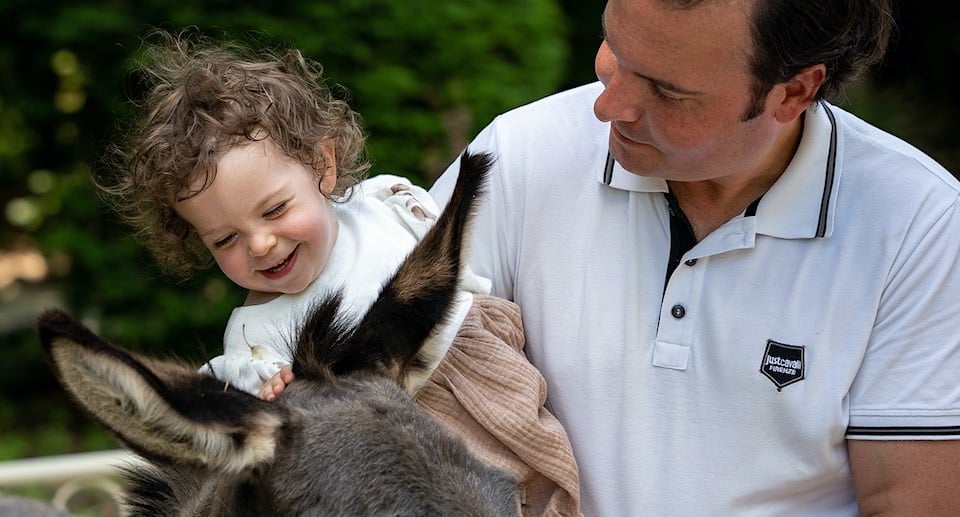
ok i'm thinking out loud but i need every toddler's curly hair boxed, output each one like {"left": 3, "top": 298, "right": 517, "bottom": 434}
{"left": 99, "top": 29, "right": 369, "bottom": 279}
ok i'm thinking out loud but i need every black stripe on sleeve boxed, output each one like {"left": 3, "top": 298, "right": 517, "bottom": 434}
{"left": 847, "top": 425, "right": 960, "bottom": 438}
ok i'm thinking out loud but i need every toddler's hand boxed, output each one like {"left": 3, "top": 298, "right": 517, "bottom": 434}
{"left": 258, "top": 364, "right": 294, "bottom": 401}
{"left": 390, "top": 183, "right": 427, "bottom": 220}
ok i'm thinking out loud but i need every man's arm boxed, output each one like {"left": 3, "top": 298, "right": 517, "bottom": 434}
{"left": 849, "top": 439, "right": 960, "bottom": 515}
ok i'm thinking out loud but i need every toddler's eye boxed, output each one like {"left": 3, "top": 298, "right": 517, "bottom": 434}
{"left": 264, "top": 202, "right": 287, "bottom": 218}
{"left": 213, "top": 234, "right": 236, "bottom": 249}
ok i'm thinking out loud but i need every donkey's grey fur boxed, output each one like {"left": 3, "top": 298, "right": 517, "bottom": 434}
{"left": 38, "top": 151, "right": 519, "bottom": 516}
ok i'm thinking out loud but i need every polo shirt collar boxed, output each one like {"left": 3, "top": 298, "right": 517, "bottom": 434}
{"left": 598, "top": 152, "right": 668, "bottom": 193}
{"left": 598, "top": 101, "right": 840, "bottom": 239}
{"left": 757, "top": 102, "right": 839, "bottom": 239}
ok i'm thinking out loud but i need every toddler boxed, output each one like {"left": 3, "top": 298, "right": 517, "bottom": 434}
{"left": 99, "top": 30, "right": 580, "bottom": 516}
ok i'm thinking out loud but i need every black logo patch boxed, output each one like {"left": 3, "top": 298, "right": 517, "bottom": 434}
{"left": 760, "top": 340, "right": 805, "bottom": 391}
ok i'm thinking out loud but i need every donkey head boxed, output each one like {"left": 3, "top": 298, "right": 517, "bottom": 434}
{"left": 38, "top": 151, "right": 519, "bottom": 516}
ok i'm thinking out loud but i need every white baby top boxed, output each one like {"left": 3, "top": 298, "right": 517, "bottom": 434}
{"left": 200, "top": 174, "right": 490, "bottom": 394}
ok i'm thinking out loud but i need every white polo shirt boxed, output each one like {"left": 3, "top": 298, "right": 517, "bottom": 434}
{"left": 430, "top": 82, "right": 960, "bottom": 516}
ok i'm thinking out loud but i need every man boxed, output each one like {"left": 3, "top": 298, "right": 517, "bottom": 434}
{"left": 430, "top": 0, "right": 960, "bottom": 514}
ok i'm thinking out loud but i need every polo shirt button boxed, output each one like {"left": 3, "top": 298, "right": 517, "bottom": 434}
{"left": 671, "top": 304, "right": 686, "bottom": 319}
{"left": 685, "top": 259, "right": 697, "bottom": 266}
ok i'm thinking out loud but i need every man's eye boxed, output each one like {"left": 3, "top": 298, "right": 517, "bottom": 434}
{"left": 652, "top": 85, "right": 682, "bottom": 102}
{"left": 265, "top": 202, "right": 287, "bottom": 218}
{"left": 213, "top": 234, "right": 236, "bottom": 249}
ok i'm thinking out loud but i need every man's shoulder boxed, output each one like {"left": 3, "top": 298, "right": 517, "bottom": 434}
{"left": 519, "top": 81, "right": 603, "bottom": 108}
{"left": 494, "top": 82, "right": 603, "bottom": 127}
{"left": 823, "top": 103, "right": 960, "bottom": 227}
{"left": 829, "top": 103, "right": 956, "bottom": 187}
{"left": 478, "top": 82, "right": 608, "bottom": 163}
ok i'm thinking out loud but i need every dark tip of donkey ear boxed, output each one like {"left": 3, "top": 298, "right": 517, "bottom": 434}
{"left": 37, "top": 309, "right": 85, "bottom": 348}
{"left": 37, "top": 308, "right": 72, "bottom": 329}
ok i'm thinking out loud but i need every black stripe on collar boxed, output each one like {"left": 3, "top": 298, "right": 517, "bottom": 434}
{"left": 817, "top": 102, "right": 838, "bottom": 238}
{"left": 603, "top": 152, "right": 615, "bottom": 185}
{"left": 603, "top": 102, "right": 838, "bottom": 238}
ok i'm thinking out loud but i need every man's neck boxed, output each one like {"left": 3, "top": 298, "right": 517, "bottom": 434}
{"left": 668, "top": 116, "right": 804, "bottom": 240}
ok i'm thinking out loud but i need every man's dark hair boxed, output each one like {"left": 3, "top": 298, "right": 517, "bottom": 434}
{"left": 742, "top": 0, "right": 895, "bottom": 119}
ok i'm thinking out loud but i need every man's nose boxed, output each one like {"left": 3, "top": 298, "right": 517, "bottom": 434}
{"left": 593, "top": 41, "right": 642, "bottom": 124}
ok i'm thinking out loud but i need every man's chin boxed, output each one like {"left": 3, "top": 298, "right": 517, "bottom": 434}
{"left": 609, "top": 147, "right": 659, "bottom": 178}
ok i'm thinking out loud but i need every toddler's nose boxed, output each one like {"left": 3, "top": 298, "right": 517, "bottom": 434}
{"left": 248, "top": 231, "right": 277, "bottom": 258}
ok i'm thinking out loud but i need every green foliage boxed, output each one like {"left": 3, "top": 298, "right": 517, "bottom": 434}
{"left": 251, "top": 0, "right": 567, "bottom": 181}
{"left": 845, "top": 3, "right": 960, "bottom": 171}
{"left": 0, "top": 0, "right": 568, "bottom": 459}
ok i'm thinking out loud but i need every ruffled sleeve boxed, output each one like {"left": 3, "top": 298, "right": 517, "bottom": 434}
{"left": 360, "top": 174, "right": 439, "bottom": 240}
{"left": 198, "top": 354, "right": 285, "bottom": 395}
{"left": 200, "top": 302, "right": 299, "bottom": 396}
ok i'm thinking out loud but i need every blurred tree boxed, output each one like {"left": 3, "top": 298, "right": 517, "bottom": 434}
{"left": 556, "top": 0, "right": 604, "bottom": 89}
{"left": 0, "top": 0, "right": 567, "bottom": 459}
{"left": 847, "top": 1, "right": 960, "bottom": 172}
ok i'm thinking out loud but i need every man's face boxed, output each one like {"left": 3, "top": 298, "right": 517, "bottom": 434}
{"left": 594, "top": 0, "right": 787, "bottom": 184}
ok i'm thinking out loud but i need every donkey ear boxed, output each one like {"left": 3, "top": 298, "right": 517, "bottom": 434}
{"left": 331, "top": 150, "right": 492, "bottom": 383}
{"left": 38, "top": 310, "right": 286, "bottom": 474}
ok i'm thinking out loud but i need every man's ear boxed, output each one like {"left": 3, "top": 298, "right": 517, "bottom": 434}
{"left": 774, "top": 64, "right": 826, "bottom": 123}
{"left": 318, "top": 140, "right": 338, "bottom": 195}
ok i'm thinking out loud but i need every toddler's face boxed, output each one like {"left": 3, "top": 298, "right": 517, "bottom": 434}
{"left": 175, "top": 138, "right": 339, "bottom": 302}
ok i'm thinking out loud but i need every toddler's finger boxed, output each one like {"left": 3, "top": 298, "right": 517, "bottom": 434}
{"left": 259, "top": 386, "right": 275, "bottom": 401}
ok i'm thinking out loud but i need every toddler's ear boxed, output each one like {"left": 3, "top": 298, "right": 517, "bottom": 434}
{"left": 318, "top": 140, "right": 338, "bottom": 195}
